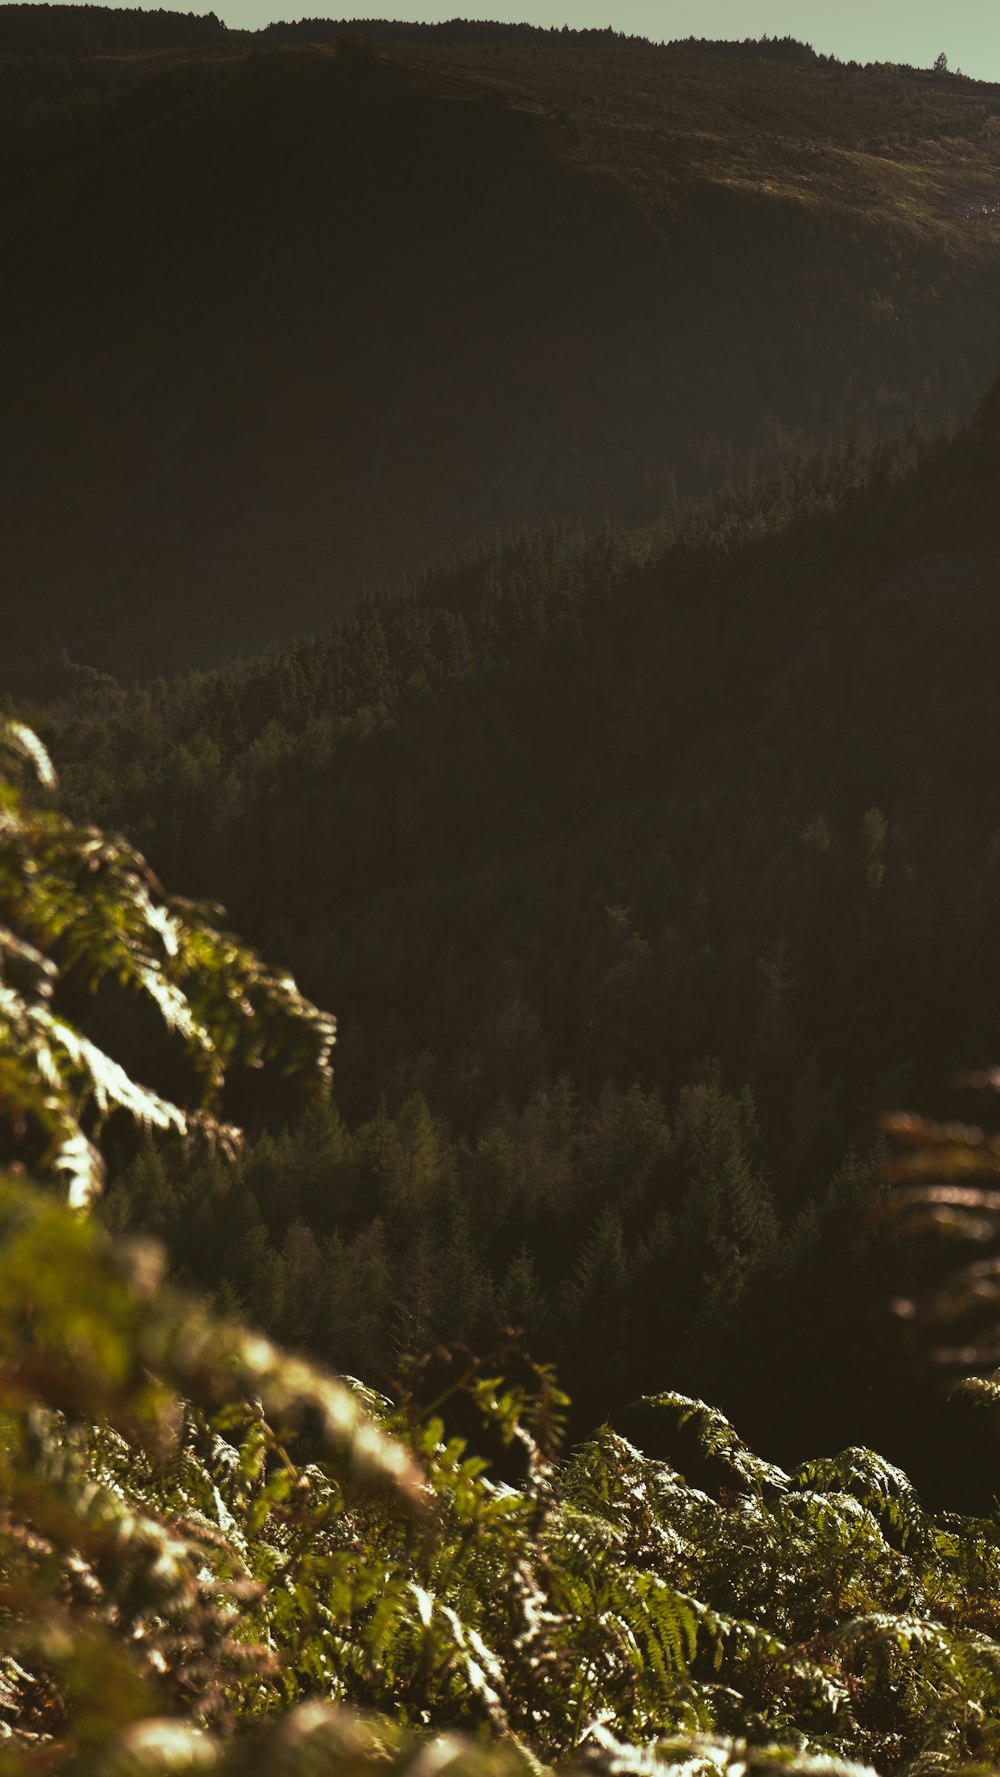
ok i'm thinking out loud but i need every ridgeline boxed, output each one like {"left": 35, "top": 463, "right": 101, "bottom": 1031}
{"left": 3, "top": 11, "right": 1000, "bottom": 686}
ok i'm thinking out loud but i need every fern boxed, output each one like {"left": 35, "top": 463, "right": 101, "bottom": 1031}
{"left": 0, "top": 720, "right": 334, "bottom": 1205}
{"left": 6, "top": 720, "right": 1000, "bottom": 1775}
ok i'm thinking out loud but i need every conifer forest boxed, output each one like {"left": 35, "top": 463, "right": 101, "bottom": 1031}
{"left": 5, "top": 9, "right": 1000, "bottom": 1773}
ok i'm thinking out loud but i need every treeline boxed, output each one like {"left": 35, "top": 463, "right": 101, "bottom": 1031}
{"left": 666, "top": 35, "right": 950, "bottom": 75}
{"left": 0, "top": 11, "right": 820, "bottom": 59}
{"left": 668, "top": 35, "right": 819, "bottom": 64}
{"left": 104, "top": 1071, "right": 895, "bottom": 1480}
{"left": 0, "top": 2, "right": 231, "bottom": 53}
{"left": 256, "top": 23, "right": 819, "bottom": 65}
{"left": 259, "top": 19, "right": 635, "bottom": 46}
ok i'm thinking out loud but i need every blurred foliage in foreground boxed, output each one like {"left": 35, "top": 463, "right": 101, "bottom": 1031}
{"left": 5, "top": 721, "right": 1000, "bottom": 1776}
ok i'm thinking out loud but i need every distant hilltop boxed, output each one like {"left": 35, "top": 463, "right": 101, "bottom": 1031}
{"left": 254, "top": 20, "right": 820, "bottom": 59}
{"left": 4, "top": 4, "right": 1000, "bottom": 687}
{"left": 1, "top": 10, "right": 992, "bottom": 87}
{"left": 0, "top": 3, "right": 231, "bottom": 52}
{"left": 0, "top": 8, "right": 831, "bottom": 64}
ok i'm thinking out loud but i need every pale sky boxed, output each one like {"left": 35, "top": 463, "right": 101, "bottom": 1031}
{"left": 201, "top": 1, "right": 1000, "bottom": 84}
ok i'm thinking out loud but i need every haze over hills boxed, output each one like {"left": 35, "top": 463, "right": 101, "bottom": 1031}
{"left": 3, "top": 9, "right": 1000, "bottom": 689}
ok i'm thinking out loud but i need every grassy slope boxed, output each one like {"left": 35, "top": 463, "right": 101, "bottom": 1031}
{"left": 387, "top": 34, "right": 1000, "bottom": 226}
{"left": 2, "top": 32, "right": 1000, "bottom": 690}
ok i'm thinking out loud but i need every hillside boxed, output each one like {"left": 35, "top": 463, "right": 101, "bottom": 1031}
{"left": 26, "top": 382, "right": 1000, "bottom": 1503}
{"left": 3, "top": 18, "right": 1000, "bottom": 689}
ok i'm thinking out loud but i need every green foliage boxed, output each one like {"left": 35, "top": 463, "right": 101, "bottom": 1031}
{"left": 97, "top": 1068, "right": 851, "bottom": 1454}
{"left": 12, "top": 1207, "right": 1000, "bottom": 1777}
{"left": 0, "top": 720, "right": 334, "bottom": 1206}
{"left": 0, "top": 721, "right": 419, "bottom": 1764}
{"left": 6, "top": 720, "right": 1000, "bottom": 1777}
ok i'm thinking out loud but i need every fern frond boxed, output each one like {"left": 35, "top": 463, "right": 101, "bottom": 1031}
{"left": 635, "top": 1395, "right": 790, "bottom": 1495}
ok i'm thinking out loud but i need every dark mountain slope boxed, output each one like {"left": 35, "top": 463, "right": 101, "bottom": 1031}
{"left": 2, "top": 51, "right": 678, "bottom": 683}
{"left": 30, "top": 404, "right": 998, "bottom": 1117}
{"left": 29, "top": 388, "right": 1000, "bottom": 1501}
{"left": 3, "top": 27, "right": 1000, "bottom": 689}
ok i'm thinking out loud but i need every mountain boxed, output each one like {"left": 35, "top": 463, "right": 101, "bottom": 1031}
{"left": 27, "top": 381, "right": 1000, "bottom": 1501}
{"left": 3, "top": 16, "right": 1000, "bottom": 689}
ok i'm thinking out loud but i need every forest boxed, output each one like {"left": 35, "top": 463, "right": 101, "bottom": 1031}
{"left": 5, "top": 8, "right": 1000, "bottom": 1776}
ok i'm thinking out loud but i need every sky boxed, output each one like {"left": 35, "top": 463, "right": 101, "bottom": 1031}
{"left": 198, "top": 0, "right": 1000, "bottom": 84}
